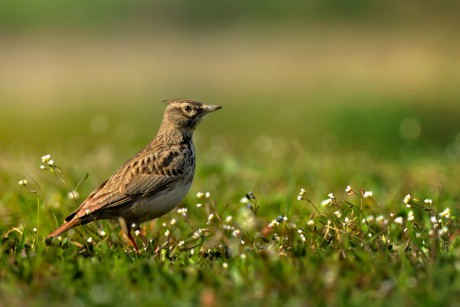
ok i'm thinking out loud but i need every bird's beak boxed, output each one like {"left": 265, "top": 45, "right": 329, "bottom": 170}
{"left": 202, "top": 104, "right": 222, "bottom": 113}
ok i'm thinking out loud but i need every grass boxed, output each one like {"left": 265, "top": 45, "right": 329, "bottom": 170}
{"left": 1, "top": 3, "right": 460, "bottom": 304}
{"left": 1, "top": 94, "right": 460, "bottom": 306}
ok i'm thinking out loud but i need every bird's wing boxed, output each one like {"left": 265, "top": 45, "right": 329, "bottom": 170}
{"left": 68, "top": 144, "right": 191, "bottom": 220}
{"left": 119, "top": 145, "right": 189, "bottom": 196}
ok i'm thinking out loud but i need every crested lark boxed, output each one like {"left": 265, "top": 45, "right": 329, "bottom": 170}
{"left": 47, "top": 98, "right": 222, "bottom": 252}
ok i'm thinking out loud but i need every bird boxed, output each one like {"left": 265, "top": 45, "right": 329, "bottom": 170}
{"left": 46, "top": 98, "right": 222, "bottom": 252}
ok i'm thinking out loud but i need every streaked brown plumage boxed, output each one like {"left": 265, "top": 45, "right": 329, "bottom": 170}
{"left": 47, "top": 98, "right": 222, "bottom": 252}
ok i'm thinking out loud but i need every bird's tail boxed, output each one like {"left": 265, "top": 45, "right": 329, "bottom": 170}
{"left": 46, "top": 218, "right": 80, "bottom": 239}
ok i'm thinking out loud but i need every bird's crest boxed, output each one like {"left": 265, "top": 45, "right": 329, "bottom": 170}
{"left": 162, "top": 98, "right": 200, "bottom": 105}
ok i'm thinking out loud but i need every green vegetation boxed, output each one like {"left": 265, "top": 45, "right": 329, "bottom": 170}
{"left": 1, "top": 97, "right": 459, "bottom": 306}
{"left": 1, "top": 1, "right": 460, "bottom": 306}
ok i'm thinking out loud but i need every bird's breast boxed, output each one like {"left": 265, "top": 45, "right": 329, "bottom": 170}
{"left": 126, "top": 178, "right": 193, "bottom": 224}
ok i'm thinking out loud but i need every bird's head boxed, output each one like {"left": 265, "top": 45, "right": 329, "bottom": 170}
{"left": 162, "top": 98, "right": 222, "bottom": 133}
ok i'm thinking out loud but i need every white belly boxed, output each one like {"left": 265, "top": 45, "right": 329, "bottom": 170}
{"left": 127, "top": 181, "right": 192, "bottom": 224}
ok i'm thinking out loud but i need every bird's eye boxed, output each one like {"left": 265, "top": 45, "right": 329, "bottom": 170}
{"left": 183, "top": 105, "right": 192, "bottom": 113}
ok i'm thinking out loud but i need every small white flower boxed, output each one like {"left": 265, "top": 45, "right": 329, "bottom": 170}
{"left": 164, "top": 230, "right": 170, "bottom": 237}
{"left": 320, "top": 193, "right": 336, "bottom": 206}
{"left": 240, "top": 240, "right": 245, "bottom": 245}
{"left": 99, "top": 230, "right": 106, "bottom": 236}
{"left": 18, "top": 179, "right": 29, "bottom": 186}
{"left": 223, "top": 224, "right": 235, "bottom": 230}
{"left": 177, "top": 208, "right": 188, "bottom": 217}
{"left": 300, "top": 234, "right": 306, "bottom": 242}
{"left": 424, "top": 199, "right": 433, "bottom": 205}
{"left": 376, "top": 215, "right": 385, "bottom": 223}
{"left": 41, "top": 154, "right": 51, "bottom": 163}
{"left": 68, "top": 191, "right": 79, "bottom": 200}
{"left": 192, "top": 228, "right": 206, "bottom": 239}
{"left": 196, "top": 203, "right": 203, "bottom": 208}
{"left": 439, "top": 208, "right": 451, "bottom": 219}
{"left": 430, "top": 216, "right": 437, "bottom": 224}
{"left": 439, "top": 226, "right": 449, "bottom": 235}
{"left": 298, "top": 188, "right": 307, "bottom": 200}
{"left": 205, "top": 192, "right": 210, "bottom": 198}
{"left": 363, "top": 191, "right": 373, "bottom": 199}
{"left": 404, "top": 194, "right": 411, "bottom": 204}
{"left": 170, "top": 218, "right": 176, "bottom": 225}
{"left": 32, "top": 227, "right": 37, "bottom": 232}
{"left": 345, "top": 185, "right": 353, "bottom": 195}
{"left": 85, "top": 209, "right": 90, "bottom": 215}
{"left": 366, "top": 215, "right": 374, "bottom": 222}
{"left": 196, "top": 192, "right": 204, "bottom": 198}
{"left": 40, "top": 165, "right": 46, "bottom": 170}
{"left": 178, "top": 240, "right": 185, "bottom": 247}
{"left": 87, "top": 237, "right": 93, "bottom": 243}
{"left": 47, "top": 159, "right": 55, "bottom": 166}
{"left": 344, "top": 217, "right": 350, "bottom": 224}
{"left": 394, "top": 217, "right": 404, "bottom": 224}
{"left": 206, "top": 213, "right": 214, "bottom": 225}
{"left": 135, "top": 230, "right": 141, "bottom": 236}
{"left": 225, "top": 216, "right": 232, "bottom": 223}
{"left": 334, "top": 211, "right": 342, "bottom": 218}
{"left": 232, "top": 229, "right": 240, "bottom": 238}
{"left": 223, "top": 262, "right": 228, "bottom": 269}
{"left": 361, "top": 218, "right": 366, "bottom": 224}
{"left": 408, "top": 211, "right": 415, "bottom": 221}
{"left": 307, "top": 219, "right": 315, "bottom": 226}
{"left": 131, "top": 223, "right": 137, "bottom": 228}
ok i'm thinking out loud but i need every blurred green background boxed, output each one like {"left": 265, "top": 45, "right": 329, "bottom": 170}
{"left": 1, "top": 3, "right": 460, "bottom": 306}
{"left": 1, "top": 0, "right": 459, "bottom": 198}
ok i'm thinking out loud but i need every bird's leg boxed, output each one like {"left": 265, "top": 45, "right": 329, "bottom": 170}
{"left": 127, "top": 231, "right": 140, "bottom": 254}
{"left": 118, "top": 217, "right": 139, "bottom": 253}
